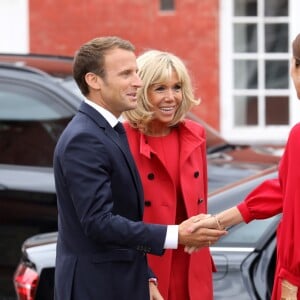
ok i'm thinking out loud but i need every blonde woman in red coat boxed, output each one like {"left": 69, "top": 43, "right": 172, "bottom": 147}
{"left": 188, "top": 33, "right": 300, "bottom": 300}
{"left": 123, "top": 50, "right": 215, "bottom": 300}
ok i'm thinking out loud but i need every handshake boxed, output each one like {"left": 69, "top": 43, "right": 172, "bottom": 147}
{"left": 178, "top": 213, "right": 227, "bottom": 254}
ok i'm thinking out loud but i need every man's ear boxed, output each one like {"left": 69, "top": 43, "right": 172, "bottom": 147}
{"left": 85, "top": 72, "right": 101, "bottom": 90}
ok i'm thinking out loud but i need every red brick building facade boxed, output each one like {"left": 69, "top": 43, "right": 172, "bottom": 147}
{"left": 29, "top": 0, "right": 220, "bottom": 129}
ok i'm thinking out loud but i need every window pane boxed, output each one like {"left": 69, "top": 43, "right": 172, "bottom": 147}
{"left": 265, "top": 0, "right": 288, "bottom": 16}
{"left": 234, "top": 60, "right": 258, "bottom": 89}
{"left": 265, "top": 96, "right": 289, "bottom": 125}
{"left": 234, "top": 0, "right": 257, "bottom": 16}
{"left": 160, "top": 0, "right": 174, "bottom": 11}
{"left": 265, "top": 24, "right": 288, "bottom": 53}
{"left": 234, "top": 96, "right": 258, "bottom": 125}
{"left": 265, "top": 60, "right": 289, "bottom": 89}
{"left": 234, "top": 24, "right": 257, "bottom": 53}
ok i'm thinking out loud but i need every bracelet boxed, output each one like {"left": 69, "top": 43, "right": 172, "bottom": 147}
{"left": 213, "top": 214, "right": 223, "bottom": 230}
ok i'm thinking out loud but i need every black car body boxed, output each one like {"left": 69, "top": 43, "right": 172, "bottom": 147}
{"left": 0, "top": 54, "right": 81, "bottom": 299}
{"left": 0, "top": 54, "right": 281, "bottom": 299}
{"left": 14, "top": 167, "right": 279, "bottom": 300}
{"left": 209, "top": 168, "right": 279, "bottom": 299}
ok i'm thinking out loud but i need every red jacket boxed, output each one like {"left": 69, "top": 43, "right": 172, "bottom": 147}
{"left": 238, "top": 123, "right": 300, "bottom": 299}
{"left": 124, "top": 119, "right": 215, "bottom": 300}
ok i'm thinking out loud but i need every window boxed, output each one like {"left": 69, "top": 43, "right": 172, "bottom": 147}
{"left": 160, "top": 0, "right": 174, "bottom": 11}
{"left": 220, "top": 0, "right": 300, "bottom": 144}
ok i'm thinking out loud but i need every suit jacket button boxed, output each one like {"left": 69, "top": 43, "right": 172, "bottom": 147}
{"left": 198, "top": 198, "right": 203, "bottom": 204}
{"left": 145, "top": 200, "right": 151, "bottom": 207}
{"left": 147, "top": 173, "right": 155, "bottom": 180}
{"left": 194, "top": 171, "right": 200, "bottom": 178}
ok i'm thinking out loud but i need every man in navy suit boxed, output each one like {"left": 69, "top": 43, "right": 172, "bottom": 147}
{"left": 53, "top": 36, "right": 226, "bottom": 300}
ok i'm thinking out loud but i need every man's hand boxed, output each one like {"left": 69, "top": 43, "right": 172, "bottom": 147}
{"left": 149, "top": 281, "right": 164, "bottom": 300}
{"left": 178, "top": 214, "right": 227, "bottom": 252}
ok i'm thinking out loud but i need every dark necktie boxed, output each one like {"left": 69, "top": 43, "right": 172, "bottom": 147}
{"left": 114, "top": 121, "right": 126, "bottom": 134}
{"left": 114, "top": 122, "right": 129, "bottom": 147}
{"left": 114, "top": 122, "right": 143, "bottom": 214}
{"left": 114, "top": 122, "right": 141, "bottom": 181}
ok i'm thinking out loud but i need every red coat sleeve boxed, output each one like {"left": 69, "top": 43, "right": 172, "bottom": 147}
{"left": 237, "top": 177, "right": 282, "bottom": 223}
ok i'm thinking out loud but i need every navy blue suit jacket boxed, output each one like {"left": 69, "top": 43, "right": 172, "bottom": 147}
{"left": 54, "top": 102, "right": 167, "bottom": 300}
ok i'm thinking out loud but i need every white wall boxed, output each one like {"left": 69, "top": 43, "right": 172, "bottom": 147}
{"left": 0, "top": 0, "right": 29, "bottom": 53}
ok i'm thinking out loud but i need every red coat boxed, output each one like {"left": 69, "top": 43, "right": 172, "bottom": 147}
{"left": 238, "top": 123, "right": 300, "bottom": 299}
{"left": 124, "top": 119, "right": 215, "bottom": 300}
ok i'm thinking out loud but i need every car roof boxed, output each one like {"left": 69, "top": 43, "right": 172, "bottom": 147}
{"left": 0, "top": 53, "right": 73, "bottom": 78}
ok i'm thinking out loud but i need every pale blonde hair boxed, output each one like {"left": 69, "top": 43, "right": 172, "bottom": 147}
{"left": 123, "top": 50, "right": 200, "bottom": 132}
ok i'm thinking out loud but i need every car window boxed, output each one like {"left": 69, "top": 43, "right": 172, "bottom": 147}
{"left": 60, "top": 78, "right": 85, "bottom": 102}
{"left": 0, "top": 90, "right": 71, "bottom": 120}
{"left": 0, "top": 82, "right": 75, "bottom": 166}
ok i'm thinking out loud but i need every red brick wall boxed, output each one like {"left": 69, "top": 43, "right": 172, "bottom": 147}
{"left": 29, "top": 0, "right": 220, "bottom": 129}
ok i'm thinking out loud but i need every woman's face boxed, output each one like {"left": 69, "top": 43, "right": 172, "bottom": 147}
{"left": 291, "top": 57, "right": 300, "bottom": 99}
{"left": 147, "top": 70, "right": 183, "bottom": 127}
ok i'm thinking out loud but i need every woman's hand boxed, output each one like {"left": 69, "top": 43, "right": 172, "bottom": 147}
{"left": 281, "top": 279, "right": 298, "bottom": 300}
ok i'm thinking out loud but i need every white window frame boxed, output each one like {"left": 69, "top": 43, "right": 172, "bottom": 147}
{"left": 220, "top": 0, "right": 300, "bottom": 144}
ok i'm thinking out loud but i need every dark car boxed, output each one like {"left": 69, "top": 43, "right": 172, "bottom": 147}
{"left": 209, "top": 167, "right": 279, "bottom": 299}
{"left": 0, "top": 54, "right": 281, "bottom": 299}
{"left": 0, "top": 54, "right": 82, "bottom": 299}
{"left": 13, "top": 166, "right": 279, "bottom": 300}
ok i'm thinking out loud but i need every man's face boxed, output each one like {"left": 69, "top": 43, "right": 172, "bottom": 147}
{"left": 98, "top": 48, "right": 142, "bottom": 117}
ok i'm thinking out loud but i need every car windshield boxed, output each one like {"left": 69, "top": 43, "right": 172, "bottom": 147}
{"left": 215, "top": 214, "right": 280, "bottom": 247}
{"left": 207, "top": 163, "right": 258, "bottom": 193}
{"left": 208, "top": 168, "right": 280, "bottom": 248}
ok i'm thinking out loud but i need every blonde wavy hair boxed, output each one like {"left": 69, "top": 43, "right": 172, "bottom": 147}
{"left": 123, "top": 50, "right": 200, "bottom": 132}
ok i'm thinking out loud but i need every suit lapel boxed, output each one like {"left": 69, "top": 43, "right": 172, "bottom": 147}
{"left": 78, "top": 102, "right": 144, "bottom": 216}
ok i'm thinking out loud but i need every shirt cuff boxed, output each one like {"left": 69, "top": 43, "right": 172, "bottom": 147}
{"left": 163, "top": 225, "right": 178, "bottom": 249}
{"left": 237, "top": 202, "right": 252, "bottom": 223}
